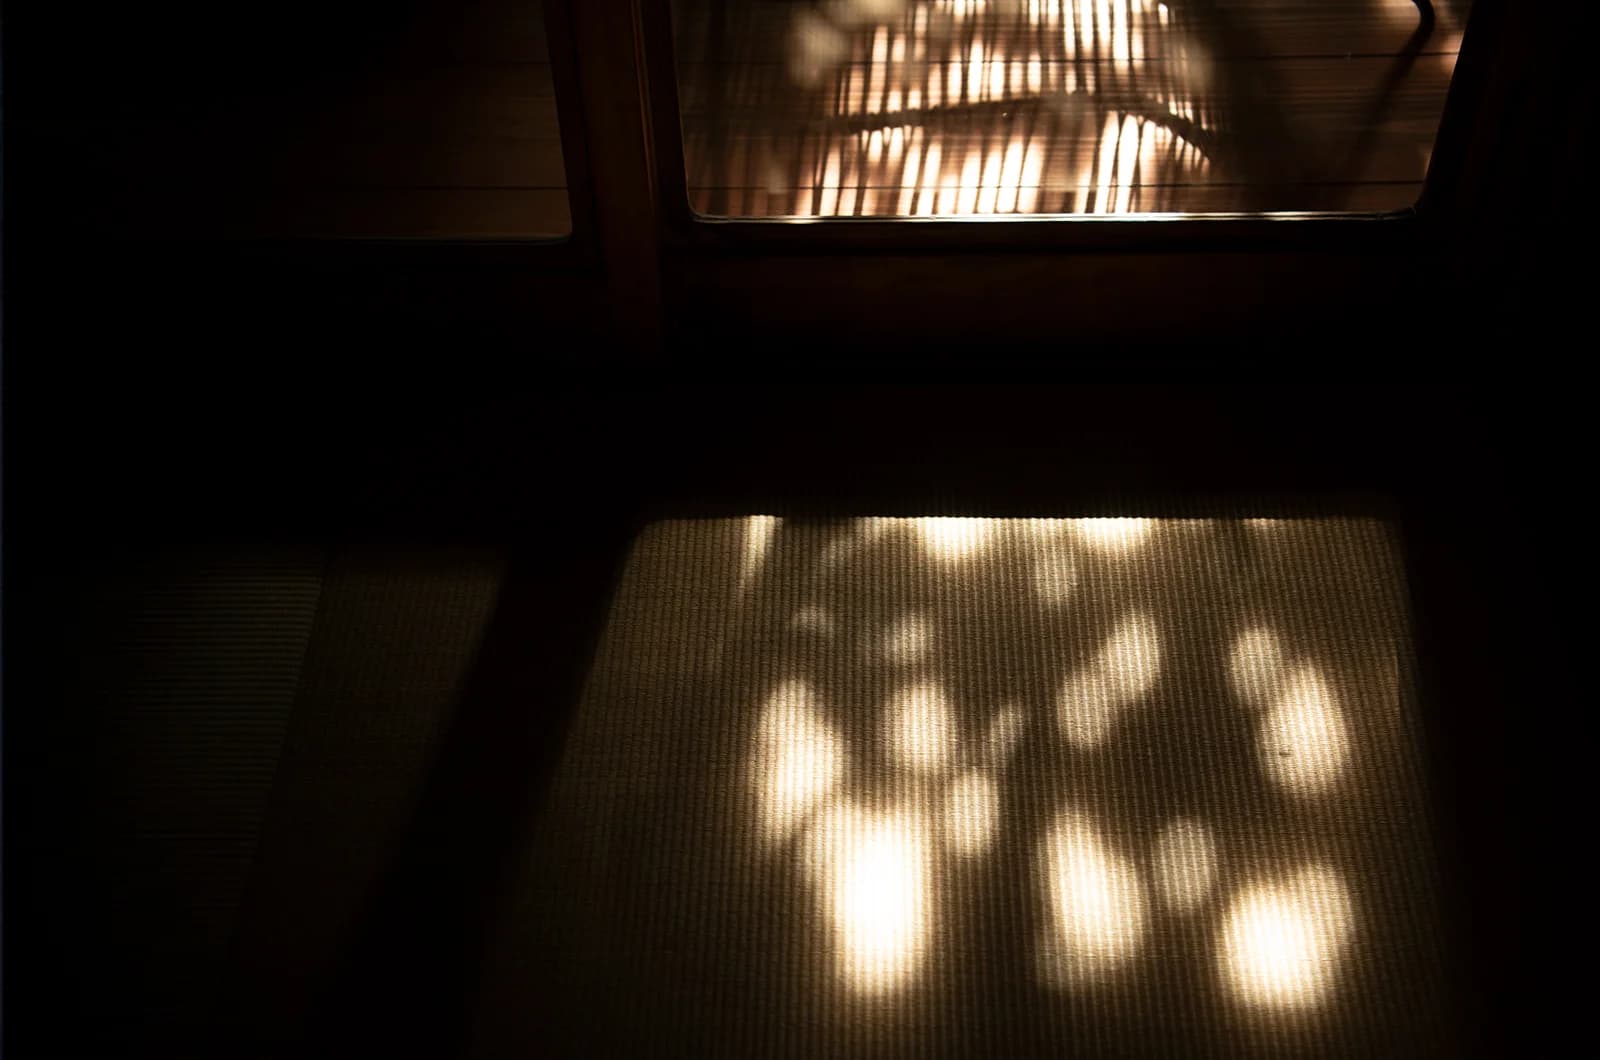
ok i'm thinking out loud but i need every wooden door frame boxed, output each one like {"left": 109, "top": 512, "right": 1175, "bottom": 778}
{"left": 592, "top": 0, "right": 1562, "bottom": 346}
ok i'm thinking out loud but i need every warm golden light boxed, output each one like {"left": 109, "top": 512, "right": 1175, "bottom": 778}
{"left": 1033, "top": 551, "right": 1079, "bottom": 604}
{"left": 882, "top": 613, "right": 934, "bottom": 664}
{"left": 806, "top": 803, "right": 933, "bottom": 994}
{"left": 914, "top": 516, "right": 995, "bottom": 561}
{"left": 887, "top": 681, "right": 958, "bottom": 770}
{"left": 741, "top": 514, "right": 780, "bottom": 586}
{"left": 702, "top": 0, "right": 1467, "bottom": 220}
{"left": 791, "top": 605, "right": 837, "bottom": 637}
{"left": 1259, "top": 667, "right": 1350, "bottom": 795}
{"left": 1075, "top": 517, "right": 1153, "bottom": 552}
{"left": 1058, "top": 612, "right": 1162, "bottom": 746}
{"left": 982, "top": 705, "right": 1026, "bottom": 765}
{"left": 721, "top": 515, "right": 1409, "bottom": 1022}
{"left": 773, "top": 0, "right": 1216, "bottom": 217}
{"left": 1151, "top": 817, "right": 1217, "bottom": 913}
{"left": 1219, "top": 864, "right": 1354, "bottom": 1009}
{"left": 1037, "top": 811, "right": 1148, "bottom": 985}
{"left": 754, "top": 680, "right": 845, "bottom": 842}
{"left": 943, "top": 770, "right": 1001, "bottom": 855}
{"left": 1228, "top": 626, "right": 1285, "bottom": 708}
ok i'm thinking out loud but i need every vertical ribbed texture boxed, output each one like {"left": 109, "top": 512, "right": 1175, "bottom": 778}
{"left": 66, "top": 548, "right": 326, "bottom": 1049}
{"left": 473, "top": 517, "right": 1452, "bottom": 1057}
{"left": 225, "top": 547, "right": 505, "bottom": 1052}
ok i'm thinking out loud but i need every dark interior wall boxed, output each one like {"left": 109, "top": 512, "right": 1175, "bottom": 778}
{"left": 7, "top": 0, "right": 569, "bottom": 239}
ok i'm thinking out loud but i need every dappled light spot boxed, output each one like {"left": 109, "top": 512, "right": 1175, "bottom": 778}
{"left": 943, "top": 770, "right": 1000, "bottom": 856}
{"left": 1151, "top": 818, "right": 1217, "bottom": 913}
{"left": 1259, "top": 667, "right": 1350, "bottom": 795}
{"left": 887, "top": 681, "right": 958, "bottom": 770}
{"left": 1219, "top": 863, "right": 1354, "bottom": 1009}
{"left": 1037, "top": 811, "right": 1148, "bottom": 986}
{"left": 1228, "top": 626, "right": 1285, "bottom": 708}
{"left": 1058, "top": 612, "right": 1162, "bottom": 746}
{"left": 882, "top": 613, "right": 934, "bottom": 664}
{"left": 711, "top": 513, "right": 1423, "bottom": 1037}
{"left": 742, "top": 515, "right": 781, "bottom": 587}
{"left": 1024, "top": 518, "right": 1070, "bottom": 540}
{"left": 914, "top": 517, "right": 996, "bottom": 561}
{"left": 983, "top": 705, "right": 1026, "bottom": 766}
{"left": 792, "top": 606, "right": 836, "bottom": 637}
{"left": 1075, "top": 518, "right": 1153, "bottom": 553}
{"left": 806, "top": 802, "right": 933, "bottom": 994}
{"left": 1033, "top": 552, "right": 1079, "bottom": 604}
{"left": 754, "top": 680, "right": 845, "bottom": 842}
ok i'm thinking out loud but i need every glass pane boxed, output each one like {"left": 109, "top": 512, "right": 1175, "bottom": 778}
{"left": 476, "top": 516, "right": 1459, "bottom": 1055}
{"left": 672, "top": 0, "right": 1469, "bottom": 217}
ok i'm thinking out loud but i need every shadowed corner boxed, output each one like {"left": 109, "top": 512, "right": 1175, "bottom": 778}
{"left": 297, "top": 513, "right": 641, "bottom": 1057}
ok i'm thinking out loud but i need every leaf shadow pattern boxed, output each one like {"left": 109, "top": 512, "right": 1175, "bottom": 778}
{"left": 472, "top": 514, "right": 1457, "bottom": 1058}
{"left": 722, "top": 516, "right": 1451, "bottom": 1054}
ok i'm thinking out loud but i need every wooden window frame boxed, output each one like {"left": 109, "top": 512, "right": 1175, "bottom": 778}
{"left": 636, "top": 0, "right": 1512, "bottom": 253}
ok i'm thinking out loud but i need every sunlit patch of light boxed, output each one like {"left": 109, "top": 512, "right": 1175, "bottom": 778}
{"left": 806, "top": 802, "right": 933, "bottom": 994}
{"left": 943, "top": 770, "right": 1001, "bottom": 855}
{"left": 1058, "top": 612, "right": 1162, "bottom": 746}
{"left": 1259, "top": 667, "right": 1350, "bottom": 795}
{"left": 791, "top": 605, "right": 837, "bottom": 637}
{"left": 915, "top": 516, "right": 995, "bottom": 560}
{"left": 1151, "top": 818, "right": 1217, "bottom": 913}
{"left": 1033, "top": 551, "right": 1079, "bottom": 604}
{"left": 1220, "top": 863, "right": 1355, "bottom": 1009}
{"left": 741, "top": 515, "right": 781, "bottom": 586}
{"left": 1019, "top": 140, "right": 1044, "bottom": 212}
{"left": 1439, "top": 32, "right": 1463, "bottom": 75}
{"left": 887, "top": 681, "right": 958, "bottom": 770}
{"left": 1037, "top": 810, "right": 1148, "bottom": 985}
{"left": 1095, "top": 111, "right": 1121, "bottom": 213}
{"left": 978, "top": 144, "right": 1002, "bottom": 214}
{"left": 919, "top": 141, "right": 942, "bottom": 214}
{"left": 778, "top": 0, "right": 1212, "bottom": 218}
{"left": 1075, "top": 517, "right": 1153, "bottom": 552}
{"left": 1228, "top": 626, "right": 1285, "bottom": 707}
{"left": 754, "top": 680, "right": 845, "bottom": 842}
{"left": 882, "top": 613, "right": 934, "bottom": 663}
{"left": 958, "top": 149, "right": 983, "bottom": 213}
{"left": 983, "top": 705, "right": 1027, "bottom": 765}
{"left": 998, "top": 135, "right": 1025, "bottom": 213}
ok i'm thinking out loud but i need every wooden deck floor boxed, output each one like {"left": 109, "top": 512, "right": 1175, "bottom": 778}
{"left": 672, "top": 0, "right": 1467, "bottom": 216}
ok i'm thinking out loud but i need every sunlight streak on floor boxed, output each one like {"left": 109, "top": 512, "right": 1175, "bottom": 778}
{"left": 1219, "top": 863, "right": 1355, "bottom": 1009}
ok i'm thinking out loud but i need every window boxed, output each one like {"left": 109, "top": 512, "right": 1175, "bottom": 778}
{"left": 669, "top": 0, "right": 1468, "bottom": 217}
